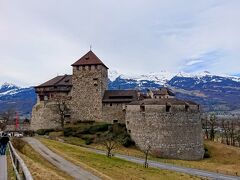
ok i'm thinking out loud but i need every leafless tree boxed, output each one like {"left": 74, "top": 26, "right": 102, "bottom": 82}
{"left": 209, "top": 114, "right": 216, "bottom": 141}
{"left": 143, "top": 140, "right": 151, "bottom": 168}
{"left": 100, "top": 134, "right": 118, "bottom": 158}
{"left": 0, "top": 108, "right": 15, "bottom": 130}
{"left": 54, "top": 96, "right": 70, "bottom": 129}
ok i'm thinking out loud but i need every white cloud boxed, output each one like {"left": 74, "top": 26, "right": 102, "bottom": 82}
{"left": 0, "top": 0, "right": 239, "bottom": 86}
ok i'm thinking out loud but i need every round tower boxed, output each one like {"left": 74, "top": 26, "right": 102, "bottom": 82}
{"left": 71, "top": 50, "right": 108, "bottom": 122}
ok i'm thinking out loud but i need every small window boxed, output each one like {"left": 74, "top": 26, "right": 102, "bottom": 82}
{"left": 82, "top": 66, "right": 85, "bottom": 70}
{"left": 140, "top": 105, "right": 145, "bottom": 112}
{"left": 110, "top": 103, "right": 112, "bottom": 106}
{"left": 128, "top": 130, "right": 131, "bottom": 133}
{"left": 166, "top": 105, "right": 171, "bottom": 112}
{"left": 126, "top": 121, "right": 129, "bottom": 125}
{"left": 76, "top": 66, "right": 79, "bottom": 70}
{"left": 39, "top": 95, "right": 44, "bottom": 101}
{"left": 113, "top": 120, "right": 118, "bottom": 123}
{"left": 185, "top": 105, "right": 190, "bottom": 112}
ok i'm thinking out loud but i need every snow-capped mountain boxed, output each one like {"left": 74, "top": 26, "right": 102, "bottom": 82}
{"left": 1, "top": 70, "right": 240, "bottom": 115}
{"left": 0, "top": 83, "right": 36, "bottom": 116}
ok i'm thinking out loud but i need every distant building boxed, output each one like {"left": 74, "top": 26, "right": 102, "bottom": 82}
{"left": 31, "top": 50, "right": 204, "bottom": 160}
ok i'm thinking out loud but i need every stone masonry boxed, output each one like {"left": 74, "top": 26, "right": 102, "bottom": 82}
{"left": 126, "top": 99, "right": 204, "bottom": 160}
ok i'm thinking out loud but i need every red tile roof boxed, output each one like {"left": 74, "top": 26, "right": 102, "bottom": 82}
{"left": 35, "top": 75, "right": 72, "bottom": 88}
{"left": 102, "top": 90, "right": 138, "bottom": 103}
{"left": 71, "top": 50, "right": 108, "bottom": 69}
{"left": 129, "top": 98, "right": 199, "bottom": 106}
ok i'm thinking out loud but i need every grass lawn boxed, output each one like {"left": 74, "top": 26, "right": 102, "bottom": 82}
{"left": 16, "top": 142, "right": 74, "bottom": 180}
{"left": 6, "top": 149, "right": 16, "bottom": 180}
{"left": 39, "top": 137, "right": 202, "bottom": 180}
{"left": 56, "top": 136, "right": 240, "bottom": 176}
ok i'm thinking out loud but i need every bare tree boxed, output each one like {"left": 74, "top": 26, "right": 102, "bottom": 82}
{"left": 209, "top": 114, "right": 216, "bottom": 141}
{"left": 236, "top": 130, "right": 240, "bottom": 147}
{"left": 222, "top": 120, "right": 231, "bottom": 145}
{"left": 201, "top": 116, "right": 209, "bottom": 139}
{"left": 0, "top": 108, "right": 15, "bottom": 130}
{"left": 143, "top": 140, "right": 151, "bottom": 168}
{"left": 99, "top": 133, "right": 118, "bottom": 158}
{"left": 54, "top": 96, "right": 70, "bottom": 129}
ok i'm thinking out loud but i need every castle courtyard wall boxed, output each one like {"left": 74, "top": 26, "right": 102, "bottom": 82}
{"left": 126, "top": 104, "right": 204, "bottom": 160}
{"left": 102, "top": 103, "right": 126, "bottom": 124}
{"left": 31, "top": 102, "right": 62, "bottom": 131}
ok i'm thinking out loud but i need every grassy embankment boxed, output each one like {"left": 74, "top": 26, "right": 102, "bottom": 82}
{"left": 39, "top": 137, "right": 201, "bottom": 180}
{"left": 11, "top": 138, "right": 73, "bottom": 180}
{"left": 43, "top": 121, "right": 240, "bottom": 177}
{"left": 6, "top": 148, "right": 16, "bottom": 180}
{"left": 60, "top": 136, "right": 240, "bottom": 176}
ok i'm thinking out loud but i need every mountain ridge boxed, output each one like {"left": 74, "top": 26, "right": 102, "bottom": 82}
{"left": 1, "top": 71, "right": 240, "bottom": 116}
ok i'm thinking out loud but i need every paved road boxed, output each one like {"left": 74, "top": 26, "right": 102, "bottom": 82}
{"left": 24, "top": 137, "right": 100, "bottom": 180}
{"left": 85, "top": 148, "right": 240, "bottom": 180}
{"left": 0, "top": 155, "right": 7, "bottom": 180}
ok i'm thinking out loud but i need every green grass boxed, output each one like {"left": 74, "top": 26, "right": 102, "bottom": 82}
{"left": 55, "top": 136, "right": 240, "bottom": 176}
{"left": 39, "top": 137, "right": 202, "bottom": 180}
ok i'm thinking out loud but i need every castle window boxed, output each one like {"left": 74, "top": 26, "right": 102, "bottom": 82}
{"left": 128, "top": 130, "right": 131, "bottom": 133}
{"left": 113, "top": 120, "right": 118, "bottom": 123}
{"left": 166, "top": 105, "right": 171, "bottom": 112}
{"left": 140, "top": 105, "right": 145, "bottom": 112}
{"left": 185, "top": 105, "right": 190, "bottom": 112}
{"left": 126, "top": 121, "right": 129, "bottom": 125}
{"left": 110, "top": 103, "right": 112, "bottom": 106}
{"left": 39, "top": 95, "right": 44, "bottom": 101}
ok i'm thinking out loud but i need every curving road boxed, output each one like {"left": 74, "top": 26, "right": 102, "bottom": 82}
{"left": 24, "top": 137, "right": 100, "bottom": 180}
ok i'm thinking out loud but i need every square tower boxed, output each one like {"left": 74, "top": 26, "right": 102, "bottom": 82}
{"left": 71, "top": 50, "right": 108, "bottom": 122}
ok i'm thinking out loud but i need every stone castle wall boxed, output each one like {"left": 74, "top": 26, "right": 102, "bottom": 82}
{"left": 71, "top": 65, "right": 108, "bottom": 122}
{"left": 102, "top": 103, "right": 126, "bottom": 124}
{"left": 126, "top": 104, "right": 204, "bottom": 160}
{"left": 30, "top": 101, "right": 62, "bottom": 131}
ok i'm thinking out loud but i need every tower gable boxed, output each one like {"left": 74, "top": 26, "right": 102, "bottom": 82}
{"left": 71, "top": 50, "right": 108, "bottom": 69}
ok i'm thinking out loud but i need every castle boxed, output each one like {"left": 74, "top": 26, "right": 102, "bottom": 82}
{"left": 31, "top": 50, "right": 204, "bottom": 160}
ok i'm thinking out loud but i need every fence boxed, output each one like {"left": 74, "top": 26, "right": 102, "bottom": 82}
{"left": 8, "top": 141, "right": 33, "bottom": 180}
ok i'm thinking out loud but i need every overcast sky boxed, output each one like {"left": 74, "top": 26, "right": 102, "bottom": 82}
{"left": 0, "top": 0, "right": 240, "bottom": 86}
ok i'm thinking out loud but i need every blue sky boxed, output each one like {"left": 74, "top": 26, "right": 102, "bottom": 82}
{"left": 0, "top": 0, "right": 240, "bottom": 86}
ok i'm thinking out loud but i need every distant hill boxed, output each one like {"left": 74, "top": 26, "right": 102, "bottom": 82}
{"left": 0, "top": 83, "right": 36, "bottom": 116}
{"left": 1, "top": 71, "right": 240, "bottom": 115}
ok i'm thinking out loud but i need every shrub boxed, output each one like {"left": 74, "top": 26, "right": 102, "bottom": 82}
{"left": 63, "top": 127, "right": 74, "bottom": 137}
{"left": 88, "top": 124, "right": 109, "bottom": 134}
{"left": 24, "top": 130, "right": 34, "bottom": 137}
{"left": 204, "top": 147, "right": 210, "bottom": 158}
{"left": 121, "top": 136, "right": 135, "bottom": 147}
{"left": 35, "top": 129, "right": 55, "bottom": 135}
{"left": 82, "top": 135, "right": 94, "bottom": 145}
{"left": 85, "top": 138, "right": 93, "bottom": 145}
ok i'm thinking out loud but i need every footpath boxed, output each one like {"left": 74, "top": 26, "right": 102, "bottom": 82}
{"left": 0, "top": 155, "right": 7, "bottom": 180}
{"left": 24, "top": 137, "right": 100, "bottom": 180}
